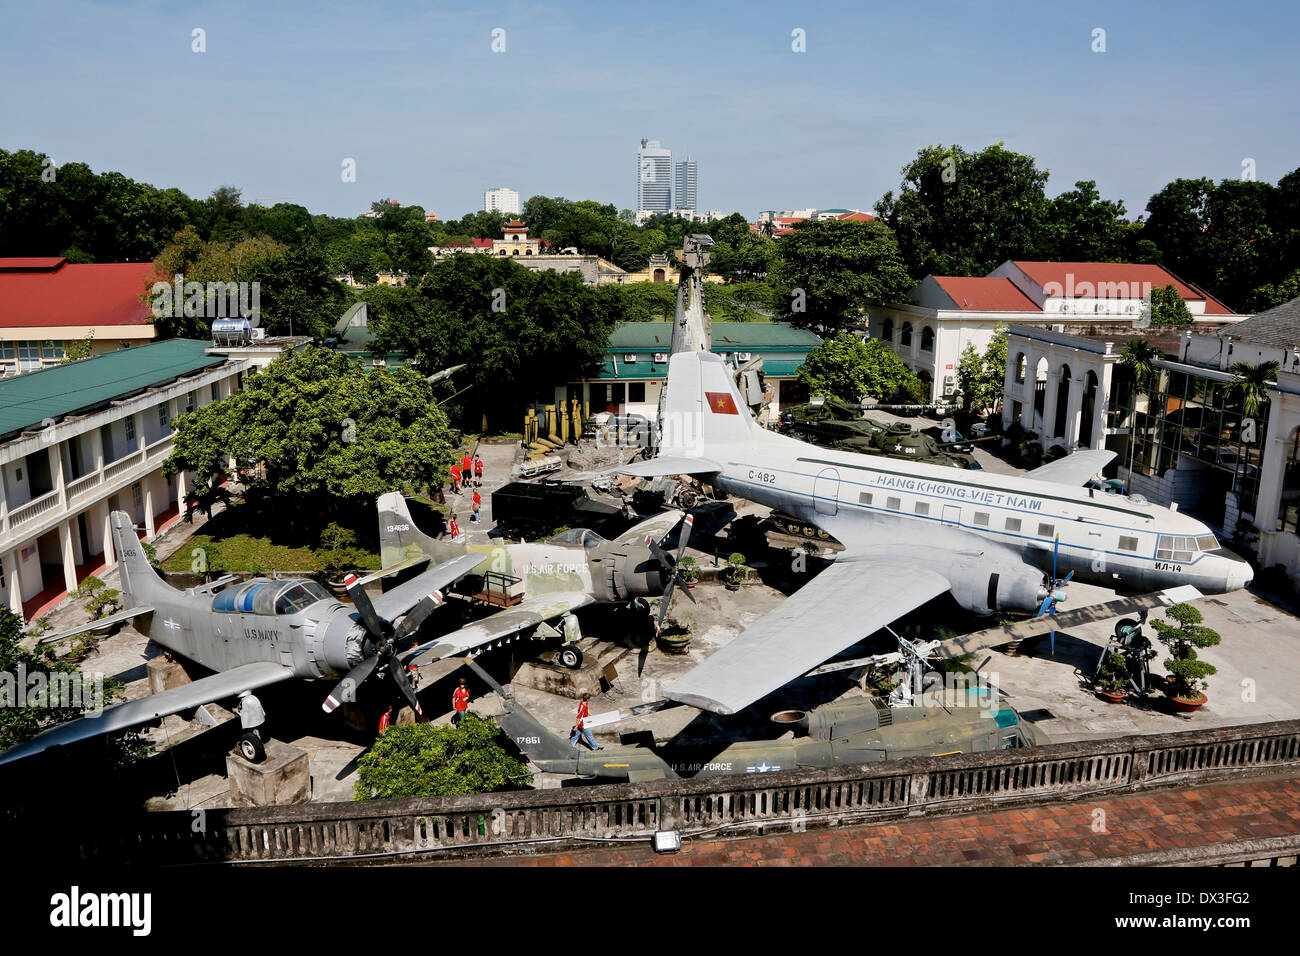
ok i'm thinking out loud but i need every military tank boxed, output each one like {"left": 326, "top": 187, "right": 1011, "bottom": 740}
{"left": 781, "top": 400, "right": 981, "bottom": 470}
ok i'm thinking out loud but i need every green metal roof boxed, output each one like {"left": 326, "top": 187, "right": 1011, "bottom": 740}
{"left": 607, "top": 321, "right": 822, "bottom": 350}
{"left": 0, "top": 338, "right": 225, "bottom": 438}
{"left": 595, "top": 322, "right": 820, "bottom": 381}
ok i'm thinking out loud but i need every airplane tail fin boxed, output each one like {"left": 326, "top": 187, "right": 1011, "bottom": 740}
{"left": 659, "top": 351, "right": 760, "bottom": 456}
{"left": 377, "top": 492, "right": 461, "bottom": 569}
{"left": 110, "top": 511, "right": 178, "bottom": 607}
{"left": 464, "top": 659, "right": 575, "bottom": 767}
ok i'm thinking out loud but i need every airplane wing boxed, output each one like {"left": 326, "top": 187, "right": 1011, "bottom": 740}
{"left": 369, "top": 552, "right": 485, "bottom": 620}
{"left": 401, "top": 591, "right": 596, "bottom": 666}
{"left": 37, "top": 605, "right": 154, "bottom": 645}
{"left": 1024, "top": 449, "right": 1116, "bottom": 486}
{"left": 616, "top": 456, "right": 722, "bottom": 478}
{"left": 613, "top": 509, "right": 684, "bottom": 547}
{"left": 666, "top": 559, "right": 952, "bottom": 715}
{"left": 936, "top": 584, "right": 1204, "bottom": 659}
{"left": 0, "top": 660, "right": 294, "bottom": 765}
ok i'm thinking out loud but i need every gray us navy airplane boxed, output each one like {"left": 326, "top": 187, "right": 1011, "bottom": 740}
{"left": 0, "top": 511, "right": 484, "bottom": 765}
{"left": 620, "top": 351, "right": 1254, "bottom": 716}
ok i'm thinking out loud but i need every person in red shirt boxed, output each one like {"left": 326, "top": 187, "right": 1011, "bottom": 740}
{"left": 471, "top": 491, "right": 481, "bottom": 523}
{"left": 569, "top": 692, "right": 602, "bottom": 750}
{"left": 451, "top": 678, "right": 470, "bottom": 727}
{"left": 447, "top": 513, "right": 460, "bottom": 539}
{"left": 378, "top": 705, "right": 393, "bottom": 735}
{"left": 449, "top": 462, "right": 462, "bottom": 493}
{"left": 473, "top": 454, "right": 484, "bottom": 487}
{"left": 461, "top": 453, "right": 472, "bottom": 484}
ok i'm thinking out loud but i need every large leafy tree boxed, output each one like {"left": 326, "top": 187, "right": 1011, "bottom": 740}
{"left": 164, "top": 346, "right": 458, "bottom": 519}
{"left": 1147, "top": 284, "right": 1194, "bottom": 326}
{"left": 875, "top": 143, "right": 1050, "bottom": 279}
{"left": 371, "top": 254, "right": 617, "bottom": 430}
{"left": 1038, "top": 181, "right": 1135, "bottom": 263}
{"left": 955, "top": 327, "right": 1008, "bottom": 415}
{"left": 772, "top": 219, "right": 913, "bottom": 333}
{"left": 353, "top": 713, "right": 531, "bottom": 799}
{"left": 797, "top": 332, "right": 925, "bottom": 404}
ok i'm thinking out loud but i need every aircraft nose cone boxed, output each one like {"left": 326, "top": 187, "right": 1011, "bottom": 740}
{"left": 1235, "top": 562, "right": 1254, "bottom": 590}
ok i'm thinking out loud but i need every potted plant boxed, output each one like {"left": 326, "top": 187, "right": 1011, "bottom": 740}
{"left": 678, "top": 556, "right": 699, "bottom": 590}
{"left": 1095, "top": 649, "right": 1129, "bottom": 703}
{"left": 655, "top": 616, "right": 692, "bottom": 655}
{"left": 76, "top": 575, "right": 122, "bottom": 620}
{"left": 63, "top": 633, "right": 100, "bottom": 664}
{"left": 722, "top": 553, "right": 748, "bottom": 591}
{"left": 1151, "top": 603, "right": 1220, "bottom": 712}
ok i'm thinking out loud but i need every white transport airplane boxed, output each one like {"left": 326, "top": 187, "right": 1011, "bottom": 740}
{"left": 620, "top": 351, "right": 1254, "bottom": 716}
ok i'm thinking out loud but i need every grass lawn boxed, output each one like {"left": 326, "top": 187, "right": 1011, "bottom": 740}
{"left": 161, "top": 532, "right": 380, "bottom": 574}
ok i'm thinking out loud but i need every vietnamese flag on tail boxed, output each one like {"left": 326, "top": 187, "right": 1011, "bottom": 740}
{"left": 705, "top": 392, "right": 739, "bottom": 415}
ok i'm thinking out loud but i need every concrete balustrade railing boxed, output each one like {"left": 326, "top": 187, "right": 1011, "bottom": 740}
{"left": 72, "top": 718, "right": 1300, "bottom": 866}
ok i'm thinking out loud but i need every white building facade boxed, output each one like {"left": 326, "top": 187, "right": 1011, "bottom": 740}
{"left": 483, "top": 187, "right": 521, "bottom": 215}
{"left": 0, "top": 340, "right": 250, "bottom": 620}
{"left": 636, "top": 138, "right": 672, "bottom": 216}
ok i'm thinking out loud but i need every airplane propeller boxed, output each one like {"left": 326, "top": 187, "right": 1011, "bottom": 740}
{"left": 321, "top": 574, "right": 444, "bottom": 714}
{"left": 1034, "top": 536, "right": 1074, "bottom": 656}
{"left": 651, "top": 513, "right": 696, "bottom": 637}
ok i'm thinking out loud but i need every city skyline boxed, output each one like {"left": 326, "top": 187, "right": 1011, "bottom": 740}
{"left": 1, "top": 1, "right": 1297, "bottom": 222}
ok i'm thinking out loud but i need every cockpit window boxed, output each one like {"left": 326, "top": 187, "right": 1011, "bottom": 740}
{"left": 1157, "top": 535, "right": 1201, "bottom": 562}
{"left": 1197, "top": 534, "right": 1218, "bottom": 551}
{"left": 274, "top": 581, "right": 329, "bottom": 614}
{"left": 544, "top": 528, "right": 605, "bottom": 549}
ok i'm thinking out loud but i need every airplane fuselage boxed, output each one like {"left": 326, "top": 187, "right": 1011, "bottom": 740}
{"left": 709, "top": 429, "right": 1251, "bottom": 611}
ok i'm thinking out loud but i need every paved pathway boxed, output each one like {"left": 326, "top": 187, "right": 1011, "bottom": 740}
{"left": 448, "top": 771, "right": 1300, "bottom": 867}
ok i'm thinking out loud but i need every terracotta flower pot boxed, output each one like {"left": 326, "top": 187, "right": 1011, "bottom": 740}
{"left": 1167, "top": 690, "right": 1207, "bottom": 712}
{"left": 1098, "top": 688, "right": 1126, "bottom": 704}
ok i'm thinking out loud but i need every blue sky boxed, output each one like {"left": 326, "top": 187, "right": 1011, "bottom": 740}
{"left": 1, "top": 0, "right": 1296, "bottom": 221}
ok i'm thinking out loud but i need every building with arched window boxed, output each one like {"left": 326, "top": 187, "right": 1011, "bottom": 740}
{"left": 867, "top": 261, "right": 1246, "bottom": 403}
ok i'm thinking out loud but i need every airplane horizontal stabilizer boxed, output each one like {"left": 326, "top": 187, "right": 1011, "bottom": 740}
{"left": 1025, "top": 449, "right": 1117, "bottom": 487}
{"left": 615, "top": 456, "right": 722, "bottom": 478}
{"left": 0, "top": 660, "right": 294, "bottom": 766}
{"left": 936, "top": 585, "right": 1206, "bottom": 659}
{"left": 38, "top": 605, "right": 154, "bottom": 645}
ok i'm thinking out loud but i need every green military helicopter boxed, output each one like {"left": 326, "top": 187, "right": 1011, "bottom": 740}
{"left": 468, "top": 661, "right": 1048, "bottom": 783}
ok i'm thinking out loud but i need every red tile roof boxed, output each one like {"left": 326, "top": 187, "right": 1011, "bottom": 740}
{"left": 1010, "top": 261, "right": 1237, "bottom": 314}
{"left": 504, "top": 220, "right": 526, "bottom": 228}
{"left": 931, "top": 276, "right": 1040, "bottom": 311}
{"left": 471, "top": 237, "right": 494, "bottom": 248}
{"left": 0, "top": 258, "right": 163, "bottom": 329}
{"left": 836, "top": 211, "right": 876, "bottom": 223}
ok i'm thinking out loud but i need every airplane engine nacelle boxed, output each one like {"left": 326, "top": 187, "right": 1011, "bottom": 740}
{"left": 944, "top": 555, "right": 1045, "bottom": 616}
{"left": 316, "top": 617, "right": 370, "bottom": 678}
{"left": 589, "top": 545, "right": 669, "bottom": 603}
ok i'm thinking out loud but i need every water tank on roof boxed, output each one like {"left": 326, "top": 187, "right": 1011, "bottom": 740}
{"left": 212, "top": 318, "right": 251, "bottom": 346}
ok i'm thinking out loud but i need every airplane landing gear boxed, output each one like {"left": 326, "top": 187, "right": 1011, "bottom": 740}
{"left": 236, "top": 690, "right": 268, "bottom": 763}
{"left": 238, "top": 729, "right": 266, "bottom": 763}
{"left": 558, "top": 644, "right": 584, "bottom": 670}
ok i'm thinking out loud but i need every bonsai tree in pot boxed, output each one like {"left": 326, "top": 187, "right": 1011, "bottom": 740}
{"left": 677, "top": 556, "right": 699, "bottom": 590}
{"left": 722, "top": 553, "right": 748, "bottom": 591}
{"left": 76, "top": 575, "right": 122, "bottom": 620}
{"left": 1095, "top": 649, "right": 1129, "bottom": 703}
{"left": 655, "top": 615, "right": 692, "bottom": 655}
{"left": 1151, "top": 603, "right": 1220, "bottom": 711}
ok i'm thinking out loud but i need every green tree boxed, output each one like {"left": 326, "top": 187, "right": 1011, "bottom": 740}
{"left": 1147, "top": 284, "right": 1194, "bottom": 326}
{"left": 1038, "top": 181, "right": 1132, "bottom": 262}
{"left": 372, "top": 254, "right": 617, "bottom": 430}
{"left": 955, "top": 327, "right": 1008, "bottom": 415}
{"left": 797, "top": 332, "right": 925, "bottom": 404}
{"left": 164, "top": 346, "right": 457, "bottom": 522}
{"left": 1150, "top": 603, "right": 1220, "bottom": 699}
{"left": 353, "top": 713, "right": 531, "bottom": 799}
{"left": 1227, "top": 359, "right": 1279, "bottom": 419}
{"left": 772, "top": 219, "right": 913, "bottom": 334}
{"left": 875, "top": 143, "right": 1050, "bottom": 279}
